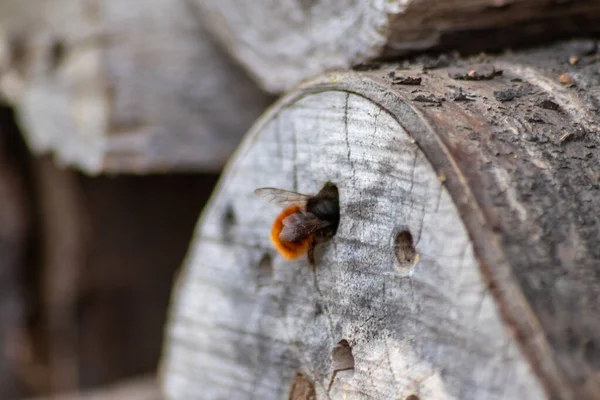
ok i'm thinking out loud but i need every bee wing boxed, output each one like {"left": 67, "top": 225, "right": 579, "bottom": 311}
{"left": 254, "top": 187, "right": 310, "bottom": 207}
{"left": 280, "top": 212, "right": 331, "bottom": 242}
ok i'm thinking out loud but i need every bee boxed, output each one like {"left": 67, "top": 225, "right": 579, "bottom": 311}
{"left": 254, "top": 182, "right": 340, "bottom": 266}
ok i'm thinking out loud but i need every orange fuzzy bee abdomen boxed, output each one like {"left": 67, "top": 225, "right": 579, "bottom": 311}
{"left": 270, "top": 205, "right": 311, "bottom": 259}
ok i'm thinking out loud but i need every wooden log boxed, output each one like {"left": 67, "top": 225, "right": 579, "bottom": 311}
{"left": 191, "top": 0, "right": 600, "bottom": 92}
{"left": 161, "top": 40, "right": 600, "bottom": 400}
{"left": 33, "top": 157, "right": 218, "bottom": 392}
{"left": 26, "top": 375, "right": 161, "bottom": 400}
{"left": 0, "top": 0, "right": 272, "bottom": 174}
{"left": 0, "top": 106, "right": 31, "bottom": 398}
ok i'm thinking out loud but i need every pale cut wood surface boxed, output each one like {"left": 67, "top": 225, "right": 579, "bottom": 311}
{"left": 0, "top": 0, "right": 272, "bottom": 173}
{"left": 162, "top": 41, "right": 600, "bottom": 400}
{"left": 192, "top": 0, "right": 600, "bottom": 92}
{"left": 161, "top": 92, "right": 543, "bottom": 400}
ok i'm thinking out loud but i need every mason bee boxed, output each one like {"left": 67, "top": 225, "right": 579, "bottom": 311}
{"left": 254, "top": 182, "right": 340, "bottom": 266}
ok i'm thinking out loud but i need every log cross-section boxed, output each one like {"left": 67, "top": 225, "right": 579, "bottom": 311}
{"left": 162, "top": 41, "right": 600, "bottom": 400}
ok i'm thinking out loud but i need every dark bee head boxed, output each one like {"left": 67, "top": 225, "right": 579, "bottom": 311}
{"left": 305, "top": 182, "right": 340, "bottom": 238}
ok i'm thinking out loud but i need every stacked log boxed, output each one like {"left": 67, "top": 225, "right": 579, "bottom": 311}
{"left": 0, "top": 107, "right": 30, "bottom": 399}
{"left": 1, "top": 0, "right": 599, "bottom": 399}
{"left": 191, "top": 0, "right": 600, "bottom": 92}
{"left": 162, "top": 41, "right": 600, "bottom": 400}
{"left": 0, "top": 0, "right": 272, "bottom": 173}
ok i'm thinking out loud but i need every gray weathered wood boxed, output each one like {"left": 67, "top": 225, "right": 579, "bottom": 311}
{"left": 162, "top": 41, "right": 600, "bottom": 399}
{"left": 0, "top": 0, "right": 272, "bottom": 174}
{"left": 192, "top": 0, "right": 600, "bottom": 92}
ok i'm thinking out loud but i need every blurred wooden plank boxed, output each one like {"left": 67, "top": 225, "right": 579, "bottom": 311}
{"left": 33, "top": 156, "right": 218, "bottom": 392}
{"left": 0, "top": 107, "right": 31, "bottom": 398}
{"left": 192, "top": 0, "right": 600, "bottom": 92}
{"left": 27, "top": 376, "right": 161, "bottom": 400}
{"left": 0, "top": 0, "right": 272, "bottom": 174}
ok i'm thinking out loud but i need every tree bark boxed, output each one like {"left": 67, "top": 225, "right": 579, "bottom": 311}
{"left": 161, "top": 41, "right": 600, "bottom": 400}
{"left": 191, "top": 0, "right": 600, "bottom": 92}
{"left": 0, "top": 0, "right": 272, "bottom": 174}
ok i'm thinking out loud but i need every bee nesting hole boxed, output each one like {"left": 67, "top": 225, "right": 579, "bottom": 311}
{"left": 328, "top": 339, "right": 355, "bottom": 391}
{"left": 584, "top": 339, "right": 600, "bottom": 367}
{"left": 223, "top": 203, "right": 236, "bottom": 225}
{"left": 405, "top": 395, "right": 420, "bottom": 400}
{"left": 221, "top": 203, "right": 236, "bottom": 241}
{"left": 288, "top": 373, "right": 316, "bottom": 400}
{"left": 257, "top": 253, "right": 273, "bottom": 287}
{"left": 332, "top": 339, "right": 354, "bottom": 371}
{"left": 393, "top": 229, "right": 419, "bottom": 271}
{"left": 49, "top": 39, "right": 66, "bottom": 71}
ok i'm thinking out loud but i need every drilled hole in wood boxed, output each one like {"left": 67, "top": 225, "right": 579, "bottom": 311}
{"left": 314, "top": 302, "right": 323, "bottom": 316}
{"left": 328, "top": 339, "right": 355, "bottom": 392}
{"left": 394, "top": 229, "right": 419, "bottom": 269}
{"left": 49, "top": 40, "right": 65, "bottom": 71}
{"left": 221, "top": 203, "right": 236, "bottom": 241}
{"left": 257, "top": 253, "right": 273, "bottom": 287}
{"left": 405, "top": 395, "right": 420, "bottom": 400}
{"left": 305, "top": 181, "right": 340, "bottom": 265}
{"left": 297, "top": 0, "right": 316, "bottom": 11}
{"left": 584, "top": 339, "right": 600, "bottom": 368}
{"left": 332, "top": 339, "right": 354, "bottom": 371}
{"left": 224, "top": 203, "right": 236, "bottom": 225}
{"left": 288, "top": 372, "right": 315, "bottom": 400}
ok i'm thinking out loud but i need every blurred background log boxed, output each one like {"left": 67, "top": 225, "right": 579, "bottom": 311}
{"left": 26, "top": 376, "right": 161, "bottom": 400}
{"left": 162, "top": 41, "right": 600, "bottom": 400}
{"left": 32, "top": 160, "right": 218, "bottom": 392}
{"left": 0, "top": 106, "right": 220, "bottom": 397}
{"left": 0, "top": 107, "right": 32, "bottom": 399}
{"left": 0, "top": 0, "right": 272, "bottom": 174}
{"left": 191, "top": 0, "right": 600, "bottom": 92}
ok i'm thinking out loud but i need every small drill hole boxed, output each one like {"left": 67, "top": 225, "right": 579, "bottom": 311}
{"left": 257, "top": 253, "right": 273, "bottom": 287}
{"left": 314, "top": 302, "right": 323, "bottom": 316}
{"left": 328, "top": 339, "right": 355, "bottom": 391}
{"left": 221, "top": 203, "right": 236, "bottom": 241}
{"left": 584, "top": 339, "right": 600, "bottom": 368}
{"left": 288, "top": 372, "right": 315, "bottom": 400}
{"left": 224, "top": 203, "right": 236, "bottom": 225}
{"left": 49, "top": 40, "right": 65, "bottom": 71}
{"left": 332, "top": 339, "right": 354, "bottom": 371}
{"left": 394, "top": 229, "right": 419, "bottom": 269}
{"left": 304, "top": 181, "right": 340, "bottom": 265}
{"left": 405, "top": 395, "right": 420, "bottom": 400}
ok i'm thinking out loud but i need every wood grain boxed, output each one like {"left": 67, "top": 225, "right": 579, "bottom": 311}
{"left": 192, "top": 0, "right": 600, "bottom": 92}
{"left": 162, "top": 41, "right": 600, "bottom": 399}
{"left": 162, "top": 88, "right": 545, "bottom": 399}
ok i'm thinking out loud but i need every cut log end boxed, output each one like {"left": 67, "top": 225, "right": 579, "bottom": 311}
{"left": 162, "top": 42, "right": 600, "bottom": 400}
